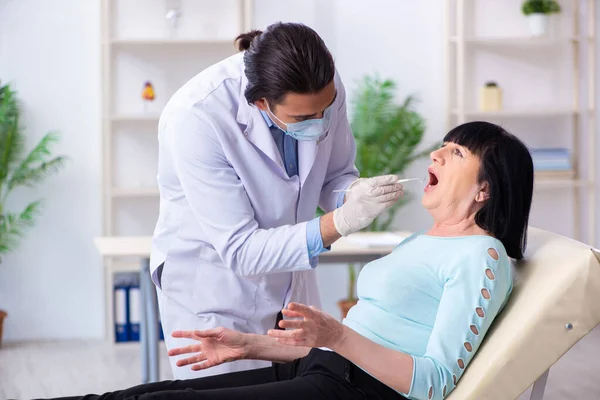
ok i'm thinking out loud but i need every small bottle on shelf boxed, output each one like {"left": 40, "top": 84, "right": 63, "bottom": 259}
{"left": 141, "top": 81, "right": 155, "bottom": 114}
{"left": 479, "top": 81, "right": 502, "bottom": 112}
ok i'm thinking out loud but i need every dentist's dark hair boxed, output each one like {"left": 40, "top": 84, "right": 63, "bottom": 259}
{"left": 444, "top": 121, "right": 534, "bottom": 260}
{"left": 235, "top": 22, "right": 335, "bottom": 106}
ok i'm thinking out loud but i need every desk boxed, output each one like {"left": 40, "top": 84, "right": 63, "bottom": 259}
{"left": 94, "top": 236, "right": 157, "bottom": 384}
{"left": 94, "top": 231, "right": 410, "bottom": 383}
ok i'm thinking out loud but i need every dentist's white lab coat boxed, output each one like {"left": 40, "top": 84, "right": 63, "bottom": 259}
{"left": 150, "top": 52, "right": 358, "bottom": 378}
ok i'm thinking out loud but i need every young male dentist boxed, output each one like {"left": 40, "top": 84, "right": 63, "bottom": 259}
{"left": 150, "top": 22, "right": 404, "bottom": 379}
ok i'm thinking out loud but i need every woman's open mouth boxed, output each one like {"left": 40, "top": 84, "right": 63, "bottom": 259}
{"left": 425, "top": 168, "right": 439, "bottom": 192}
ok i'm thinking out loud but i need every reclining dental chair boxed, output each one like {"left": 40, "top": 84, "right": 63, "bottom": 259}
{"left": 447, "top": 227, "right": 600, "bottom": 399}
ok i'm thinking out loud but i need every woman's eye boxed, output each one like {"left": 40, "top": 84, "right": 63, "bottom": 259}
{"left": 454, "top": 148, "right": 463, "bottom": 157}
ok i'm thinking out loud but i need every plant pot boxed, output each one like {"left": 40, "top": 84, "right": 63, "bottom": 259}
{"left": 0, "top": 310, "right": 6, "bottom": 348}
{"left": 337, "top": 299, "right": 358, "bottom": 320}
{"left": 528, "top": 13, "right": 548, "bottom": 36}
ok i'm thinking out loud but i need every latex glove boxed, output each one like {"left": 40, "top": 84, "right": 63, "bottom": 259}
{"left": 333, "top": 174, "right": 403, "bottom": 236}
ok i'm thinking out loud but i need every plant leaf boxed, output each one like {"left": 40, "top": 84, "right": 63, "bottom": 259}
{"left": 0, "top": 84, "right": 25, "bottom": 186}
{"left": 0, "top": 201, "right": 41, "bottom": 253}
{"left": 349, "top": 74, "right": 430, "bottom": 231}
{"left": 8, "top": 132, "right": 66, "bottom": 190}
{"left": 0, "top": 82, "right": 66, "bottom": 255}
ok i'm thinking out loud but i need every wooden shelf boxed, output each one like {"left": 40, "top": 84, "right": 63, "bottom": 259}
{"left": 535, "top": 170, "right": 575, "bottom": 179}
{"left": 111, "top": 187, "right": 159, "bottom": 198}
{"left": 535, "top": 179, "right": 591, "bottom": 189}
{"left": 452, "top": 108, "right": 579, "bottom": 119}
{"left": 533, "top": 170, "right": 592, "bottom": 189}
{"left": 108, "top": 260, "right": 141, "bottom": 273}
{"left": 449, "top": 36, "right": 582, "bottom": 46}
{"left": 108, "top": 114, "right": 160, "bottom": 123}
{"left": 110, "top": 38, "right": 236, "bottom": 47}
{"left": 109, "top": 115, "right": 160, "bottom": 122}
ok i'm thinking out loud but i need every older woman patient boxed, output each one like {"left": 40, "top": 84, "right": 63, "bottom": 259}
{"left": 50, "top": 121, "right": 534, "bottom": 400}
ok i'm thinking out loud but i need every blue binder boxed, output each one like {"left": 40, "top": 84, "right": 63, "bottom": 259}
{"left": 128, "top": 283, "right": 141, "bottom": 342}
{"left": 115, "top": 271, "right": 164, "bottom": 343}
{"left": 114, "top": 284, "right": 129, "bottom": 342}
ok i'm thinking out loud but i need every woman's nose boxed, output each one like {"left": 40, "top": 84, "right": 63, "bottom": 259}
{"left": 430, "top": 147, "right": 444, "bottom": 165}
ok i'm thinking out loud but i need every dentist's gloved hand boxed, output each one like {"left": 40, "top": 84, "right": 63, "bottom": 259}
{"left": 333, "top": 175, "right": 404, "bottom": 237}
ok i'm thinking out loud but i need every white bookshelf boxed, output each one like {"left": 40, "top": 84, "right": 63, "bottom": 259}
{"left": 100, "top": 0, "right": 254, "bottom": 342}
{"left": 443, "top": 0, "right": 596, "bottom": 245}
{"left": 101, "top": 0, "right": 253, "bottom": 236}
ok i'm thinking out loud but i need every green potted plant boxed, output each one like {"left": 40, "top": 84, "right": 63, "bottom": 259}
{"left": 335, "top": 75, "right": 438, "bottom": 319}
{"left": 521, "top": 0, "right": 561, "bottom": 36}
{"left": 0, "top": 82, "right": 66, "bottom": 346}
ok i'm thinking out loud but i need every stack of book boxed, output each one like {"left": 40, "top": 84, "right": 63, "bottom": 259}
{"left": 530, "top": 148, "right": 574, "bottom": 180}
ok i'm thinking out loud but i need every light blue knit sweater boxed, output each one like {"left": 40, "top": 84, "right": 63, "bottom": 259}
{"left": 343, "top": 233, "right": 513, "bottom": 400}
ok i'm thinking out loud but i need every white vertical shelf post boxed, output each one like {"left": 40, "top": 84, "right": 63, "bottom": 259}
{"left": 443, "top": 0, "right": 452, "bottom": 132}
{"left": 101, "top": 0, "right": 113, "bottom": 236}
{"left": 241, "top": 0, "right": 254, "bottom": 32}
{"left": 455, "top": 0, "right": 466, "bottom": 126}
{"left": 572, "top": 0, "right": 581, "bottom": 241}
{"left": 100, "top": 0, "right": 115, "bottom": 342}
{"left": 587, "top": 0, "right": 596, "bottom": 247}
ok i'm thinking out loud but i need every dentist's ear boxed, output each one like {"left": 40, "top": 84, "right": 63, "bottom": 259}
{"left": 475, "top": 182, "right": 490, "bottom": 203}
{"left": 254, "top": 98, "right": 268, "bottom": 111}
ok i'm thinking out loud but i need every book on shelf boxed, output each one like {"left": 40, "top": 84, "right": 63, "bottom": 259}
{"left": 535, "top": 169, "right": 575, "bottom": 180}
{"left": 530, "top": 148, "right": 572, "bottom": 173}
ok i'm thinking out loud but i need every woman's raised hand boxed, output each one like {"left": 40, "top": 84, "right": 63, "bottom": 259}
{"left": 266, "top": 302, "right": 345, "bottom": 349}
{"left": 168, "top": 327, "right": 248, "bottom": 371}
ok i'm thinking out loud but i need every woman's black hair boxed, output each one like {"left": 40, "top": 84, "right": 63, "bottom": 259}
{"left": 444, "top": 121, "right": 534, "bottom": 260}
{"left": 235, "top": 22, "right": 335, "bottom": 105}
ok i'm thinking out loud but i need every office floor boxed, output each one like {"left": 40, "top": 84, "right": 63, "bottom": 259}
{"left": 1, "top": 326, "right": 600, "bottom": 400}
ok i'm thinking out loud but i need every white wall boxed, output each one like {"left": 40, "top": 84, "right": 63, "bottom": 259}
{"left": 331, "top": 0, "right": 445, "bottom": 233}
{"left": 0, "top": 0, "right": 103, "bottom": 340}
{"left": 0, "top": 0, "right": 597, "bottom": 341}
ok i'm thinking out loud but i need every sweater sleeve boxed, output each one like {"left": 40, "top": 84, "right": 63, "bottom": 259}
{"left": 406, "top": 243, "right": 512, "bottom": 400}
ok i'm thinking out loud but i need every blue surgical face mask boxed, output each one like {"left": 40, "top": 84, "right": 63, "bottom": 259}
{"left": 265, "top": 102, "right": 331, "bottom": 141}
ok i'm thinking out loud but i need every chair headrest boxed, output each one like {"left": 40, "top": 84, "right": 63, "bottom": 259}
{"left": 448, "top": 227, "right": 600, "bottom": 399}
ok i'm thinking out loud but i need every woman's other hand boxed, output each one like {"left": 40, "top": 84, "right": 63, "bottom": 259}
{"left": 168, "top": 327, "right": 248, "bottom": 371}
{"left": 267, "top": 302, "right": 345, "bottom": 349}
